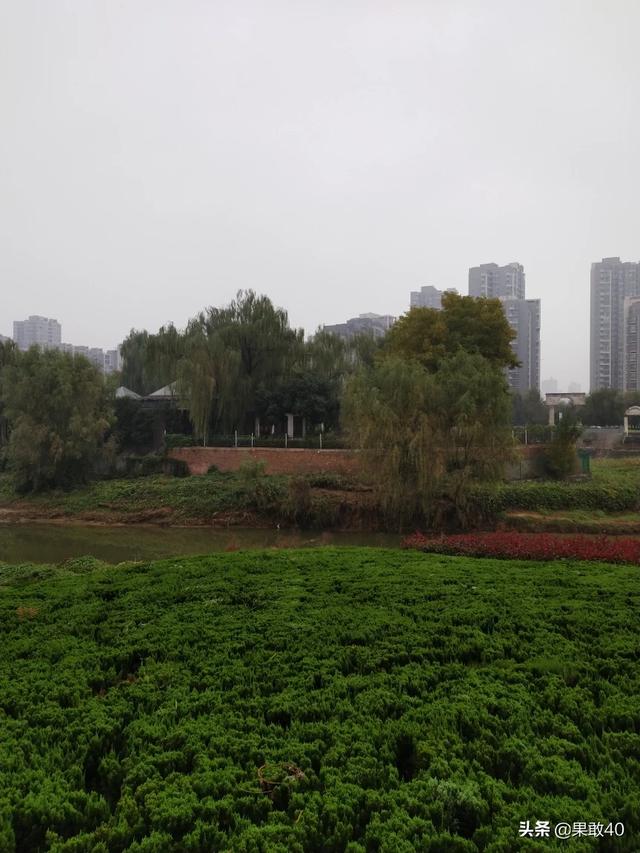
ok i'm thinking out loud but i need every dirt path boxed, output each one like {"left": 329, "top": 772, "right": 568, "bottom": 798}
{"left": 504, "top": 511, "right": 640, "bottom": 535}
{"left": 0, "top": 504, "right": 268, "bottom": 528}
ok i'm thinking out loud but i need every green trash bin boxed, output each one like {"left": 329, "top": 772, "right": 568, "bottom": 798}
{"left": 577, "top": 449, "right": 591, "bottom": 475}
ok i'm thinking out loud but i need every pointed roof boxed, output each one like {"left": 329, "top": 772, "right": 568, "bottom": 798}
{"left": 115, "top": 386, "right": 142, "bottom": 400}
{"left": 147, "top": 381, "right": 178, "bottom": 399}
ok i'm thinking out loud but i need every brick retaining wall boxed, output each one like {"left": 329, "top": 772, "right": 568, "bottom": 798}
{"left": 169, "top": 445, "right": 547, "bottom": 479}
{"left": 168, "top": 447, "right": 359, "bottom": 476}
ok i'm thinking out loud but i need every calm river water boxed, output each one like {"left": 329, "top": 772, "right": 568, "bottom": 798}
{"left": 0, "top": 524, "right": 401, "bottom": 565}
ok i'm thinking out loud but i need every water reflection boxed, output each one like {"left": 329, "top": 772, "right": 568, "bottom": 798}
{"left": 0, "top": 524, "right": 400, "bottom": 565}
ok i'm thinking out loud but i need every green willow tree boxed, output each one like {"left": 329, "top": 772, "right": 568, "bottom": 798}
{"left": 344, "top": 295, "right": 516, "bottom": 529}
{"left": 175, "top": 328, "right": 241, "bottom": 443}
{"left": 344, "top": 352, "right": 513, "bottom": 528}
{"left": 125, "top": 291, "right": 307, "bottom": 438}
{"left": 198, "top": 290, "right": 304, "bottom": 431}
{"left": 0, "top": 349, "right": 113, "bottom": 491}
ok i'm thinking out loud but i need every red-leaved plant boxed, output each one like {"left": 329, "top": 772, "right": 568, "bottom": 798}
{"left": 402, "top": 531, "right": 640, "bottom": 564}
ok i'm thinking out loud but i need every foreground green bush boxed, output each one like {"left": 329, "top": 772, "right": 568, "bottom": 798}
{"left": 0, "top": 549, "right": 639, "bottom": 850}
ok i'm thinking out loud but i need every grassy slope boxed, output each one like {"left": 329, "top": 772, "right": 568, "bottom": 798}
{"left": 0, "top": 471, "right": 287, "bottom": 524}
{"left": 591, "top": 456, "right": 640, "bottom": 486}
{"left": 1, "top": 548, "right": 639, "bottom": 851}
{"left": 502, "top": 458, "right": 640, "bottom": 532}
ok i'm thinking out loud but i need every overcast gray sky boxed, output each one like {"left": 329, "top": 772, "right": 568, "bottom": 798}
{"left": 1, "top": 0, "right": 639, "bottom": 389}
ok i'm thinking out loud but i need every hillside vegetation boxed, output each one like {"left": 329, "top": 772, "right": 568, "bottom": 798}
{"left": 1, "top": 549, "right": 639, "bottom": 851}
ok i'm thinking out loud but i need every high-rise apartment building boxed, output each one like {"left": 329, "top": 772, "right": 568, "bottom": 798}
{"left": 13, "top": 315, "right": 62, "bottom": 351}
{"left": 468, "top": 262, "right": 540, "bottom": 394}
{"left": 88, "top": 348, "right": 105, "bottom": 370}
{"left": 503, "top": 298, "right": 541, "bottom": 394}
{"left": 409, "top": 285, "right": 458, "bottom": 310}
{"left": 590, "top": 257, "right": 640, "bottom": 391}
{"left": 623, "top": 297, "right": 640, "bottom": 391}
{"left": 104, "top": 349, "right": 120, "bottom": 374}
{"left": 469, "top": 262, "right": 525, "bottom": 300}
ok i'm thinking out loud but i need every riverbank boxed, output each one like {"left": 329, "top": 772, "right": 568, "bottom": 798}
{"left": 0, "top": 456, "right": 638, "bottom": 533}
{"left": 0, "top": 470, "right": 376, "bottom": 529}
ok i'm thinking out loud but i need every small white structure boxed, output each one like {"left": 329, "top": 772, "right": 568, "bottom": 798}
{"left": 545, "top": 392, "right": 586, "bottom": 425}
{"left": 286, "top": 413, "right": 306, "bottom": 439}
{"left": 624, "top": 405, "right": 640, "bottom": 437}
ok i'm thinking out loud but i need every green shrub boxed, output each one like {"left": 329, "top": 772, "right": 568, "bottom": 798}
{"left": 164, "top": 434, "right": 197, "bottom": 449}
{"left": 306, "top": 472, "right": 356, "bottom": 490}
{"left": 162, "top": 458, "right": 190, "bottom": 478}
{"left": 123, "top": 455, "right": 165, "bottom": 478}
{"left": 543, "top": 414, "right": 581, "bottom": 479}
{"left": 120, "top": 454, "right": 189, "bottom": 479}
{"left": 286, "top": 477, "right": 312, "bottom": 524}
{"left": 238, "top": 459, "right": 267, "bottom": 482}
{"left": 243, "top": 476, "right": 287, "bottom": 513}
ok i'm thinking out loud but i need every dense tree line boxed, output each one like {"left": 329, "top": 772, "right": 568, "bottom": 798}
{"left": 120, "top": 290, "right": 380, "bottom": 441}
{"left": 510, "top": 388, "right": 640, "bottom": 428}
{"left": 510, "top": 389, "right": 548, "bottom": 426}
{"left": 580, "top": 388, "right": 640, "bottom": 427}
{"left": 1, "top": 290, "right": 534, "bottom": 506}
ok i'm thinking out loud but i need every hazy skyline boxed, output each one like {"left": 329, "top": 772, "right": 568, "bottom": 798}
{"left": 2, "top": 1, "right": 640, "bottom": 389}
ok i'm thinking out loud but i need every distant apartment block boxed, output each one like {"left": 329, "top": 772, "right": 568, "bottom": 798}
{"left": 468, "top": 262, "right": 525, "bottom": 300}
{"left": 13, "top": 315, "right": 62, "bottom": 351}
{"left": 324, "top": 313, "right": 396, "bottom": 340}
{"left": 56, "top": 344, "right": 120, "bottom": 374}
{"left": 88, "top": 348, "right": 105, "bottom": 370}
{"left": 541, "top": 377, "right": 558, "bottom": 395}
{"left": 590, "top": 257, "right": 640, "bottom": 391}
{"left": 11, "top": 314, "right": 120, "bottom": 373}
{"left": 468, "top": 262, "right": 540, "bottom": 394}
{"left": 409, "top": 285, "right": 458, "bottom": 310}
{"left": 624, "top": 297, "right": 640, "bottom": 391}
{"left": 503, "top": 298, "right": 541, "bottom": 394}
{"left": 104, "top": 349, "right": 120, "bottom": 373}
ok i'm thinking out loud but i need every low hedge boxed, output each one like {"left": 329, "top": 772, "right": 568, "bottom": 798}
{"left": 470, "top": 481, "right": 640, "bottom": 516}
